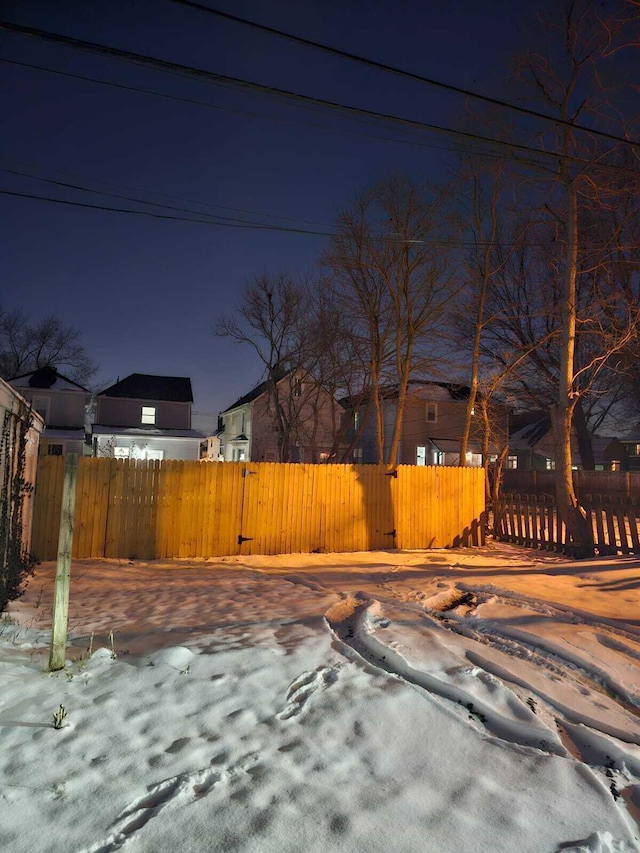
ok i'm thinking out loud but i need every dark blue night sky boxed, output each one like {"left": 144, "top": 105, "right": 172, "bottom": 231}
{"left": 2, "top": 0, "right": 535, "bottom": 431}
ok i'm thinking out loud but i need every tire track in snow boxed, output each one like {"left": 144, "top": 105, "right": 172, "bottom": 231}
{"left": 439, "top": 586, "right": 640, "bottom": 718}
{"left": 324, "top": 596, "right": 566, "bottom": 756}
{"left": 325, "top": 595, "right": 640, "bottom": 838}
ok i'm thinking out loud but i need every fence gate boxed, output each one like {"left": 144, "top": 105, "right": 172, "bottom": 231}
{"left": 236, "top": 463, "right": 398, "bottom": 556}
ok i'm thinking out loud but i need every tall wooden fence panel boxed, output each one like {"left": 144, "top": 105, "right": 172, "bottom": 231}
{"left": 31, "top": 458, "right": 486, "bottom": 560}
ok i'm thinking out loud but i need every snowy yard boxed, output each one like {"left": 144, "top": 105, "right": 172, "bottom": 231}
{"left": 1, "top": 544, "right": 639, "bottom": 852}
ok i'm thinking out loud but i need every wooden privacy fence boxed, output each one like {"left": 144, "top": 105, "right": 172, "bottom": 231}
{"left": 31, "top": 457, "right": 486, "bottom": 560}
{"left": 495, "top": 493, "right": 640, "bottom": 556}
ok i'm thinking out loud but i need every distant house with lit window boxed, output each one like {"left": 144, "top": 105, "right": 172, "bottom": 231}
{"left": 9, "top": 366, "right": 92, "bottom": 457}
{"left": 508, "top": 410, "right": 625, "bottom": 471}
{"left": 347, "top": 380, "right": 508, "bottom": 466}
{"left": 219, "top": 369, "right": 337, "bottom": 463}
{"left": 92, "top": 373, "right": 203, "bottom": 461}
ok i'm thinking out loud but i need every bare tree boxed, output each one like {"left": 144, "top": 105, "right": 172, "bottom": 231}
{"left": 217, "top": 273, "right": 336, "bottom": 462}
{"left": 0, "top": 308, "right": 97, "bottom": 384}
{"left": 501, "top": 1, "right": 640, "bottom": 551}
{"left": 322, "top": 175, "right": 460, "bottom": 465}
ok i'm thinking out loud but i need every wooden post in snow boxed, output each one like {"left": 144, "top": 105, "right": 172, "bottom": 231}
{"left": 48, "top": 453, "right": 78, "bottom": 672}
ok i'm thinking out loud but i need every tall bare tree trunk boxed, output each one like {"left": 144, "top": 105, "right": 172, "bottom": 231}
{"left": 554, "top": 175, "right": 592, "bottom": 555}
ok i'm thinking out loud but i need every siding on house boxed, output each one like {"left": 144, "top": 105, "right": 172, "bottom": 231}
{"left": 96, "top": 397, "right": 191, "bottom": 430}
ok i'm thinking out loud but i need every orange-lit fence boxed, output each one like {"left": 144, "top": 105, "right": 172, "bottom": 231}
{"left": 31, "top": 457, "right": 486, "bottom": 560}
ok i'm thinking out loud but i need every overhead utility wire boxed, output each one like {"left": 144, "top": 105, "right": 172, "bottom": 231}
{"left": 0, "top": 162, "right": 336, "bottom": 229}
{"left": 169, "top": 0, "right": 640, "bottom": 151}
{"left": 0, "top": 189, "right": 338, "bottom": 235}
{"left": 4, "top": 188, "right": 638, "bottom": 251}
{"left": 0, "top": 21, "right": 635, "bottom": 178}
{"left": 0, "top": 57, "right": 531, "bottom": 166}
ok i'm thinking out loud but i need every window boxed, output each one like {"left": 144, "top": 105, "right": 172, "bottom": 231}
{"left": 545, "top": 458, "right": 555, "bottom": 470}
{"left": 114, "top": 446, "right": 130, "bottom": 459}
{"left": 48, "top": 444, "right": 63, "bottom": 456}
{"left": 416, "top": 445, "right": 426, "bottom": 466}
{"left": 635, "top": 444, "right": 640, "bottom": 456}
{"left": 293, "top": 380, "right": 303, "bottom": 397}
{"left": 232, "top": 447, "right": 246, "bottom": 461}
{"left": 505, "top": 455, "right": 518, "bottom": 469}
{"left": 611, "top": 459, "right": 621, "bottom": 472}
{"left": 131, "top": 446, "right": 163, "bottom": 461}
{"left": 426, "top": 403, "right": 437, "bottom": 423}
{"left": 354, "top": 411, "right": 360, "bottom": 431}
{"left": 432, "top": 450, "right": 444, "bottom": 465}
{"left": 353, "top": 447, "right": 363, "bottom": 464}
{"left": 141, "top": 406, "right": 156, "bottom": 425}
{"left": 319, "top": 452, "right": 330, "bottom": 462}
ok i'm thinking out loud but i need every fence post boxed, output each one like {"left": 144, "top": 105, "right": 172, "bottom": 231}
{"left": 48, "top": 453, "right": 78, "bottom": 672}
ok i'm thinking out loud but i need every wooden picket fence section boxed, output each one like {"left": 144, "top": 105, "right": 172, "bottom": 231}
{"left": 494, "top": 493, "right": 640, "bottom": 556}
{"left": 31, "top": 457, "right": 486, "bottom": 560}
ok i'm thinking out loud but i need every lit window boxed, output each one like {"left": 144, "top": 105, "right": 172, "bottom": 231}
{"left": 416, "top": 445, "right": 426, "bottom": 466}
{"left": 426, "top": 403, "right": 437, "bottom": 423}
{"left": 141, "top": 406, "right": 156, "bottom": 424}
{"left": 506, "top": 455, "right": 518, "bottom": 469}
{"left": 354, "top": 411, "right": 360, "bottom": 430}
{"left": 545, "top": 458, "right": 555, "bottom": 470}
{"left": 48, "top": 444, "right": 63, "bottom": 456}
{"left": 611, "top": 459, "right": 621, "bottom": 472}
{"left": 635, "top": 444, "right": 640, "bottom": 456}
{"left": 432, "top": 450, "right": 444, "bottom": 465}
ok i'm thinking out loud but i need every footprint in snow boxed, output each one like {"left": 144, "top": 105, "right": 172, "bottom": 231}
{"left": 278, "top": 666, "right": 338, "bottom": 720}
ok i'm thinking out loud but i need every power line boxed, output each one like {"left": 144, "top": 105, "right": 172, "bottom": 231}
{"left": 0, "top": 57, "right": 526, "bottom": 165}
{"left": 3, "top": 187, "right": 639, "bottom": 252}
{"left": 169, "top": 0, "right": 640, "bottom": 151}
{"left": 0, "top": 162, "right": 337, "bottom": 229}
{"left": 0, "top": 188, "right": 337, "bottom": 235}
{"left": 2, "top": 19, "right": 637, "bottom": 178}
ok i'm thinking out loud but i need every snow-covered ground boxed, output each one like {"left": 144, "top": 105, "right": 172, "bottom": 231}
{"left": 1, "top": 544, "right": 639, "bottom": 853}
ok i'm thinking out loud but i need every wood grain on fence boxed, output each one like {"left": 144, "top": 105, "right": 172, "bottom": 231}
{"left": 31, "top": 458, "right": 486, "bottom": 560}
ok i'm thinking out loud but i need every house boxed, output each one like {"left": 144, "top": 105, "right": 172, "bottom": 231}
{"left": 618, "top": 427, "right": 640, "bottom": 471}
{"left": 508, "top": 410, "right": 625, "bottom": 470}
{"left": 9, "top": 366, "right": 92, "bottom": 456}
{"left": 219, "top": 369, "right": 338, "bottom": 462}
{"left": 348, "top": 381, "right": 509, "bottom": 466}
{"left": 0, "top": 378, "right": 44, "bottom": 555}
{"left": 92, "top": 373, "right": 203, "bottom": 461}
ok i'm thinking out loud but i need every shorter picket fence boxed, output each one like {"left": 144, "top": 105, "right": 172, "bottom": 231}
{"left": 494, "top": 493, "right": 640, "bottom": 556}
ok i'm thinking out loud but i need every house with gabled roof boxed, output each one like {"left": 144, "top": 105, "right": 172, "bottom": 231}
{"left": 347, "top": 380, "right": 509, "bottom": 466}
{"left": 92, "top": 373, "right": 203, "bottom": 461}
{"left": 9, "top": 365, "right": 92, "bottom": 456}
{"left": 508, "top": 410, "right": 625, "bottom": 471}
{"left": 219, "top": 368, "right": 338, "bottom": 463}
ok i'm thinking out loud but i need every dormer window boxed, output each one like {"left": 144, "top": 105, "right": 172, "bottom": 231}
{"left": 141, "top": 406, "right": 156, "bottom": 425}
